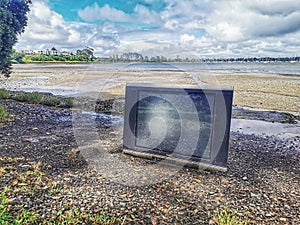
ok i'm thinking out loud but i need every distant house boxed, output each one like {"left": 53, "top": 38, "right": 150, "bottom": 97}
{"left": 51, "top": 47, "right": 58, "bottom": 55}
{"left": 21, "top": 50, "right": 34, "bottom": 56}
{"left": 60, "top": 51, "right": 70, "bottom": 56}
{"left": 45, "top": 49, "right": 51, "bottom": 55}
{"left": 35, "top": 50, "right": 43, "bottom": 55}
{"left": 20, "top": 48, "right": 71, "bottom": 57}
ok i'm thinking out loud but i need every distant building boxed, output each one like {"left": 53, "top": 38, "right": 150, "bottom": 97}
{"left": 19, "top": 47, "right": 71, "bottom": 56}
{"left": 60, "top": 51, "right": 70, "bottom": 56}
{"left": 21, "top": 50, "right": 34, "bottom": 56}
{"left": 121, "top": 52, "right": 143, "bottom": 61}
{"left": 50, "top": 47, "right": 58, "bottom": 55}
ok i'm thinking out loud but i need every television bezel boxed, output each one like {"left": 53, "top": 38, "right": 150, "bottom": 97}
{"left": 123, "top": 83, "right": 233, "bottom": 172}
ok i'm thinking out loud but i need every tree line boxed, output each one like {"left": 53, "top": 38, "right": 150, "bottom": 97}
{"left": 11, "top": 47, "right": 96, "bottom": 63}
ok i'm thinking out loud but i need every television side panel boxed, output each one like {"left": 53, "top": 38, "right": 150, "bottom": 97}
{"left": 211, "top": 90, "right": 233, "bottom": 167}
{"left": 123, "top": 85, "right": 139, "bottom": 150}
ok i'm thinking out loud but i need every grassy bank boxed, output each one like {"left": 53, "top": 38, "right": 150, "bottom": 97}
{"left": 0, "top": 89, "right": 74, "bottom": 108}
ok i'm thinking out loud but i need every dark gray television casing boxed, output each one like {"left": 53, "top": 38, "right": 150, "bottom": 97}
{"left": 123, "top": 83, "right": 233, "bottom": 171}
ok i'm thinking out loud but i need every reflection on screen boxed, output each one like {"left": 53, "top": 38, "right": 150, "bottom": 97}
{"left": 135, "top": 91, "right": 215, "bottom": 159}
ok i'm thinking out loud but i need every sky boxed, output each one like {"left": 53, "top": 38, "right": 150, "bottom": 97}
{"left": 15, "top": 0, "right": 300, "bottom": 58}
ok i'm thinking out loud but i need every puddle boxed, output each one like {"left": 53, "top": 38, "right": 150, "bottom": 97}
{"left": 56, "top": 115, "right": 72, "bottom": 123}
{"left": 81, "top": 111, "right": 124, "bottom": 127}
{"left": 58, "top": 113, "right": 299, "bottom": 139}
{"left": 56, "top": 111, "right": 124, "bottom": 128}
{"left": 7, "top": 87, "right": 80, "bottom": 96}
{"left": 26, "top": 76, "right": 49, "bottom": 80}
{"left": 231, "top": 118, "right": 300, "bottom": 139}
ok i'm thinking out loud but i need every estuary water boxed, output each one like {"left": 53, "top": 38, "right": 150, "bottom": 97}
{"left": 109, "top": 61, "right": 300, "bottom": 76}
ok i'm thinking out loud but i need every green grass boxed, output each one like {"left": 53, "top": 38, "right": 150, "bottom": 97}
{"left": 62, "top": 98, "right": 74, "bottom": 108}
{"left": 213, "top": 209, "right": 248, "bottom": 225}
{"left": 0, "top": 89, "right": 9, "bottom": 99}
{"left": 1, "top": 90, "right": 73, "bottom": 108}
{"left": 0, "top": 105, "right": 9, "bottom": 122}
{"left": 13, "top": 92, "right": 73, "bottom": 108}
{"left": 0, "top": 157, "right": 124, "bottom": 224}
{"left": 42, "top": 97, "right": 61, "bottom": 106}
{"left": 1, "top": 190, "right": 122, "bottom": 225}
{"left": 14, "top": 92, "right": 43, "bottom": 104}
{"left": 0, "top": 192, "right": 37, "bottom": 225}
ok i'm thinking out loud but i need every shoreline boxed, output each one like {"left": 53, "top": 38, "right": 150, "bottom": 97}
{"left": 1, "top": 90, "right": 299, "bottom": 143}
{"left": 2, "top": 89, "right": 299, "bottom": 123}
{"left": 1, "top": 63, "right": 299, "bottom": 114}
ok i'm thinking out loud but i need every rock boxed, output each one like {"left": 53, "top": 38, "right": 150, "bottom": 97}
{"left": 23, "top": 137, "right": 39, "bottom": 143}
{"left": 250, "top": 193, "right": 257, "bottom": 198}
{"left": 279, "top": 217, "right": 287, "bottom": 222}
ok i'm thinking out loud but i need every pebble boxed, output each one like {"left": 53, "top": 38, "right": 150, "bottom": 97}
{"left": 279, "top": 217, "right": 287, "bottom": 222}
{"left": 0, "top": 92, "right": 299, "bottom": 225}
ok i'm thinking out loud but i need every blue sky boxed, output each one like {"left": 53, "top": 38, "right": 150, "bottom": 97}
{"left": 15, "top": 0, "right": 300, "bottom": 58}
{"left": 49, "top": 0, "right": 167, "bottom": 21}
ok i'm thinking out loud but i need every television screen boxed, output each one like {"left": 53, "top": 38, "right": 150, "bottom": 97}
{"left": 123, "top": 83, "right": 233, "bottom": 172}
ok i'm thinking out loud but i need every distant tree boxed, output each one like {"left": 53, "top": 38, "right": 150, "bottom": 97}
{"left": 11, "top": 49, "right": 24, "bottom": 63}
{"left": 82, "top": 47, "right": 94, "bottom": 61}
{"left": 0, "top": 0, "right": 31, "bottom": 77}
{"left": 75, "top": 47, "right": 95, "bottom": 62}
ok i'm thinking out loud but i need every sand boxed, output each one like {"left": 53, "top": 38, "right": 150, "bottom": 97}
{"left": 1, "top": 63, "right": 299, "bottom": 114}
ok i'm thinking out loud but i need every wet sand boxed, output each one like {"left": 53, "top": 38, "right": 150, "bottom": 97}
{"left": 1, "top": 63, "right": 299, "bottom": 114}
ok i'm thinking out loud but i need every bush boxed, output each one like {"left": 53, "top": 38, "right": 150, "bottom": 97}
{"left": 0, "top": 105, "right": 9, "bottom": 122}
{"left": 0, "top": 89, "right": 9, "bottom": 99}
{"left": 15, "top": 92, "right": 43, "bottom": 104}
{"left": 62, "top": 98, "right": 74, "bottom": 108}
{"left": 213, "top": 209, "right": 248, "bottom": 225}
{"left": 42, "top": 97, "right": 61, "bottom": 106}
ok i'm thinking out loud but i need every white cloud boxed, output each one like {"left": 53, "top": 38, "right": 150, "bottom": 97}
{"left": 180, "top": 34, "right": 195, "bottom": 44}
{"left": 16, "top": 1, "right": 82, "bottom": 50}
{"left": 133, "top": 4, "right": 161, "bottom": 24}
{"left": 78, "top": 3, "right": 161, "bottom": 25}
{"left": 206, "top": 0, "right": 300, "bottom": 41}
{"left": 78, "top": 4, "right": 130, "bottom": 22}
{"left": 164, "top": 19, "right": 179, "bottom": 30}
{"left": 161, "top": 0, "right": 212, "bottom": 32}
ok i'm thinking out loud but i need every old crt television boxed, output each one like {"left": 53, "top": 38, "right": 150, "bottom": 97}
{"left": 123, "top": 83, "right": 233, "bottom": 172}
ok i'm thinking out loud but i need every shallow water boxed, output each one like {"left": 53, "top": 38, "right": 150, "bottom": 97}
{"left": 7, "top": 87, "right": 80, "bottom": 96}
{"left": 57, "top": 111, "right": 124, "bottom": 128}
{"left": 57, "top": 110, "right": 300, "bottom": 140}
{"left": 231, "top": 118, "right": 300, "bottom": 139}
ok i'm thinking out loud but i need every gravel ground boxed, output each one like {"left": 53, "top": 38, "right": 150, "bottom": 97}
{"left": 0, "top": 92, "right": 299, "bottom": 224}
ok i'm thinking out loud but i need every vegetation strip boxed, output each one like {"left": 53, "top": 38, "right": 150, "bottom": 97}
{"left": 1, "top": 91, "right": 74, "bottom": 108}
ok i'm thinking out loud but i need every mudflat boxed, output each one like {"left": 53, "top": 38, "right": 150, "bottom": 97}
{"left": 1, "top": 63, "right": 299, "bottom": 114}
